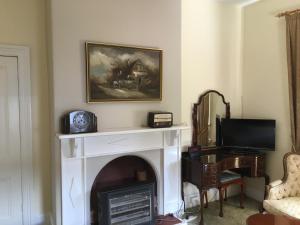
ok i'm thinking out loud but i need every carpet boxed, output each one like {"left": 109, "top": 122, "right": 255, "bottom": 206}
{"left": 183, "top": 196, "right": 259, "bottom": 225}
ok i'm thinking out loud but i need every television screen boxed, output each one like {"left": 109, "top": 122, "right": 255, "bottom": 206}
{"left": 221, "top": 118, "right": 276, "bottom": 150}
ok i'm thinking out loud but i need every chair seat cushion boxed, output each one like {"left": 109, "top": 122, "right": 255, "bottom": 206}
{"left": 220, "top": 171, "right": 241, "bottom": 183}
{"left": 263, "top": 197, "right": 300, "bottom": 219}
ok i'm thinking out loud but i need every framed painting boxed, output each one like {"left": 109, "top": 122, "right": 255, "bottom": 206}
{"left": 85, "top": 42, "right": 163, "bottom": 102}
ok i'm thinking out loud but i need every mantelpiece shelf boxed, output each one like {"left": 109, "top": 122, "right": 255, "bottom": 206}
{"left": 56, "top": 124, "right": 190, "bottom": 140}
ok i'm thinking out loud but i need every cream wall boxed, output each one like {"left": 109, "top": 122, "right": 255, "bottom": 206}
{"left": 242, "top": 0, "right": 300, "bottom": 199}
{"left": 49, "top": 0, "right": 182, "bottom": 133}
{"left": 0, "top": 0, "right": 51, "bottom": 223}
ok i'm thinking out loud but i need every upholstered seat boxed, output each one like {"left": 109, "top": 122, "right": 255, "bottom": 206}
{"left": 264, "top": 197, "right": 300, "bottom": 219}
{"left": 220, "top": 171, "right": 241, "bottom": 183}
{"left": 264, "top": 153, "right": 300, "bottom": 219}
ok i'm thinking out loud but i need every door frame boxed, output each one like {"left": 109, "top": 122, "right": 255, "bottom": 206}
{"left": 0, "top": 45, "right": 33, "bottom": 225}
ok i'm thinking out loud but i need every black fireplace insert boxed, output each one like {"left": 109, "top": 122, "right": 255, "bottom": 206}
{"left": 97, "top": 182, "right": 155, "bottom": 225}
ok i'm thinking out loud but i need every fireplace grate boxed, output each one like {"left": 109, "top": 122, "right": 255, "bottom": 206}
{"left": 97, "top": 182, "right": 155, "bottom": 225}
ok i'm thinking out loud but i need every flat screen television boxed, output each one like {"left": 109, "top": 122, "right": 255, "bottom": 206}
{"left": 221, "top": 118, "right": 276, "bottom": 151}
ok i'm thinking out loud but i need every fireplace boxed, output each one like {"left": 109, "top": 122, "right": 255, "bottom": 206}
{"left": 54, "top": 125, "right": 188, "bottom": 225}
{"left": 90, "top": 156, "right": 157, "bottom": 225}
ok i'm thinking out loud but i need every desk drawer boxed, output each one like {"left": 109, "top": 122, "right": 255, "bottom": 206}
{"left": 202, "top": 164, "right": 218, "bottom": 187}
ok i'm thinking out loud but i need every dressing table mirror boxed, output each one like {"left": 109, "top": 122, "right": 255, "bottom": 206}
{"left": 192, "top": 90, "right": 230, "bottom": 148}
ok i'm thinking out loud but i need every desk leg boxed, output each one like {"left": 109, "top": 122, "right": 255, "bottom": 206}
{"left": 219, "top": 188, "right": 224, "bottom": 217}
{"left": 198, "top": 187, "right": 204, "bottom": 225}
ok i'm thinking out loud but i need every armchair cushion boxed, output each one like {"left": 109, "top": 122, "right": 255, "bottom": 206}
{"left": 263, "top": 197, "right": 300, "bottom": 219}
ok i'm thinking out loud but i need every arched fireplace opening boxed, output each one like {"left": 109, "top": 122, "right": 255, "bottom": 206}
{"left": 90, "top": 155, "right": 157, "bottom": 225}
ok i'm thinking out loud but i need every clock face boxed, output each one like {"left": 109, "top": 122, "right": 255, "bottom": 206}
{"left": 73, "top": 112, "right": 91, "bottom": 130}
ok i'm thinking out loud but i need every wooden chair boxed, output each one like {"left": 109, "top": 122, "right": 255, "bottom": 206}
{"left": 204, "top": 170, "right": 244, "bottom": 217}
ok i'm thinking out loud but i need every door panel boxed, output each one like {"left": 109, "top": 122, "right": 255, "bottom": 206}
{"left": 0, "top": 56, "right": 23, "bottom": 225}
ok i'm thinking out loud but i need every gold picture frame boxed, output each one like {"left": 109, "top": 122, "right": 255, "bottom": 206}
{"left": 85, "top": 42, "right": 163, "bottom": 103}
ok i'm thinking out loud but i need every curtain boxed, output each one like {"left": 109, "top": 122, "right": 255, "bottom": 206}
{"left": 286, "top": 13, "right": 300, "bottom": 152}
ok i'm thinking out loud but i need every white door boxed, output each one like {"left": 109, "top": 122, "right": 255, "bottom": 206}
{"left": 0, "top": 56, "right": 23, "bottom": 225}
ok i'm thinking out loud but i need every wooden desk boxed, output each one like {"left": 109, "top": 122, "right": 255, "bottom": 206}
{"left": 182, "top": 147, "right": 269, "bottom": 225}
{"left": 247, "top": 214, "right": 300, "bottom": 225}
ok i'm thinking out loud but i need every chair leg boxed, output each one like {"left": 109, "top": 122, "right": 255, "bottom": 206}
{"left": 199, "top": 190, "right": 204, "bottom": 225}
{"left": 240, "top": 182, "right": 244, "bottom": 209}
{"left": 204, "top": 191, "right": 208, "bottom": 208}
{"left": 224, "top": 188, "right": 227, "bottom": 201}
{"left": 219, "top": 187, "right": 224, "bottom": 217}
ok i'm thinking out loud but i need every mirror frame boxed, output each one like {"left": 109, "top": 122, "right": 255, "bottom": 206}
{"left": 192, "top": 90, "right": 230, "bottom": 147}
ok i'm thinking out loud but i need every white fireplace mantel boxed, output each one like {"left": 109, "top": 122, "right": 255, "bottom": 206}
{"left": 53, "top": 124, "right": 189, "bottom": 225}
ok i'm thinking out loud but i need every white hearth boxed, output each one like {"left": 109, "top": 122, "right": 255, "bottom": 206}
{"left": 54, "top": 125, "right": 189, "bottom": 225}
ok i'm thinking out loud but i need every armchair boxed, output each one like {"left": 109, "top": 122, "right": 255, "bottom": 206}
{"left": 263, "top": 152, "right": 300, "bottom": 219}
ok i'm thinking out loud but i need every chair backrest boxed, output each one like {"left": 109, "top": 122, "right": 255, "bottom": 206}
{"left": 285, "top": 153, "right": 300, "bottom": 195}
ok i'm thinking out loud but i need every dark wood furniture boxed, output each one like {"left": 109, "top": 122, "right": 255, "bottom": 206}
{"left": 220, "top": 172, "right": 243, "bottom": 204}
{"left": 247, "top": 214, "right": 300, "bottom": 225}
{"left": 182, "top": 148, "right": 267, "bottom": 225}
{"left": 182, "top": 90, "right": 269, "bottom": 225}
{"left": 192, "top": 90, "right": 230, "bottom": 147}
{"left": 209, "top": 171, "right": 244, "bottom": 217}
{"left": 203, "top": 171, "right": 245, "bottom": 216}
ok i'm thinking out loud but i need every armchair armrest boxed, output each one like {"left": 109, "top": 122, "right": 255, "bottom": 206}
{"left": 269, "top": 180, "right": 283, "bottom": 188}
{"left": 266, "top": 180, "right": 294, "bottom": 200}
